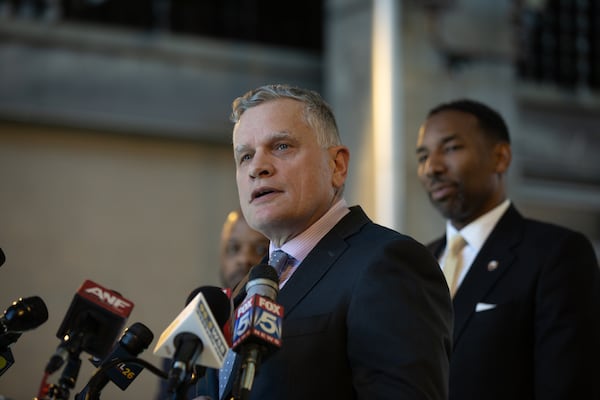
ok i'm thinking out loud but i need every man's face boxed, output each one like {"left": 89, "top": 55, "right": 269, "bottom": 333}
{"left": 220, "top": 217, "right": 268, "bottom": 288}
{"left": 233, "top": 98, "right": 346, "bottom": 245}
{"left": 415, "top": 109, "right": 507, "bottom": 228}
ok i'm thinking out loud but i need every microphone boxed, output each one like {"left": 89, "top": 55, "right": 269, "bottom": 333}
{"left": 153, "top": 286, "right": 231, "bottom": 397}
{"left": 0, "top": 247, "right": 5, "bottom": 267}
{"left": 45, "top": 280, "right": 134, "bottom": 375}
{"left": 231, "top": 264, "right": 283, "bottom": 400}
{"left": 1, "top": 296, "right": 49, "bottom": 341}
{"left": 187, "top": 286, "right": 233, "bottom": 347}
{"left": 0, "top": 296, "right": 49, "bottom": 376}
{"left": 75, "top": 322, "right": 154, "bottom": 400}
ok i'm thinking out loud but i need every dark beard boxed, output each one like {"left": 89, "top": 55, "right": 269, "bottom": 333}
{"left": 430, "top": 190, "right": 469, "bottom": 224}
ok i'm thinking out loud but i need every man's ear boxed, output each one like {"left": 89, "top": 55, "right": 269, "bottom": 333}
{"left": 494, "top": 142, "right": 511, "bottom": 174}
{"left": 330, "top": 146, "right": 350, "bottom": 189}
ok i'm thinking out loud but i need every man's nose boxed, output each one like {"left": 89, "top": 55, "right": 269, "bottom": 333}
{"left": 249, "top": 152, "right": 273, "bottom": 179}
{"left": 423, "top": 151, "right": 445, "bottom": 177}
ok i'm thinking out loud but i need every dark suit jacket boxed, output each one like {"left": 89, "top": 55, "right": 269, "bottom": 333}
{"left": 427, "top": 204, "right": 600, "bottom": 400}
{"left": 198, "top": 205, "right": 452, "bottom": 400}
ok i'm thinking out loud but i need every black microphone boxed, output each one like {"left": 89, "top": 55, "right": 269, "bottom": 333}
{"left": 1, "top": 296, "right": 49, "bottom": 341}
{"left": 75, "top": 322, "right": 154, "bottom": 400}
{"left": 0, "top": 296, "right": 49, "bottom": 376}
{"left": 0, "top": 247, "right": 5, "bottom": 267}
{"left": 231, "top": 264, "right": 283, "bottom": 400}
{"left": 45, "top": 280, "right": 134, "bottom": 375}
{"left": 153, "top": 286, "right": 231, "bottom": 398}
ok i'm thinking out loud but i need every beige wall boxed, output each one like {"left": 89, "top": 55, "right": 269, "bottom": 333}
{"left": 0, "top": 122, "right": 238, "bottom": 399}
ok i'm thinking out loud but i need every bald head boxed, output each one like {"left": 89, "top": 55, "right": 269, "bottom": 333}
{"left": 220, "top": 210, "right": 269, "bottom": 288}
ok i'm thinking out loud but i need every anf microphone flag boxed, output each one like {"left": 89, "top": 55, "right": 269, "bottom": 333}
{"left": 55, "top": 280, "right": 134, "bottom": 358}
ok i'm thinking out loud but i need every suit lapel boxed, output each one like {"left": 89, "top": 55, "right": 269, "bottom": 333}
{"left": 278, "top": 206, "right": 369, "bottom": 317}
{"left": 452, "top": 205, "right": 524, "bottom": 342}
{"left": 221, "top": 206, "right": 369, "bottom": 400}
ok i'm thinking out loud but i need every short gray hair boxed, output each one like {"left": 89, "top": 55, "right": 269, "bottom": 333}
{"left": 230, "top": 84, "right": 342, "bottom": 148}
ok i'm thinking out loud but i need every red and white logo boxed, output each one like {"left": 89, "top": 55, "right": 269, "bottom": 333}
{"left": 79, "top": 280, "right": 134, "bottom": 318}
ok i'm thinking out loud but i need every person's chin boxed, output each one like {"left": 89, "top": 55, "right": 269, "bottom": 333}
{"left": 432, "top": 197, "right": 454, "bottom": 217}
{"left": 251, "top": 207, "right": 285, "bottom": 230}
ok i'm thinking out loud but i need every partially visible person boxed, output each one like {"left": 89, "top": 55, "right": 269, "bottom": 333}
{"left": 155, "top": 209, "right": 268, "bottom": 400}
{"left": 415, "top": 98, "right": 600, "bottom": 400}
{"left": 219, "top": 209, "right": 269, "bottom": 290}
{"left": 196, "top": 84, "right": 453, "bottom": 400}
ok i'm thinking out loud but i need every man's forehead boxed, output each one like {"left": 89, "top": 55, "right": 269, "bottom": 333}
{"left": 234, "top": 130, "right": 295, "bottom": 148}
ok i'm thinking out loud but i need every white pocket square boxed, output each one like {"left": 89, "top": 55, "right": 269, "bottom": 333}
{"left": 475, "top": 302, "right": 497, "bottom": 312}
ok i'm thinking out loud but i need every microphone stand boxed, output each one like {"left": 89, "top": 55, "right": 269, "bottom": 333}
{"left": 166, "top": 364, "right": 202, "bottom": 400}
{"left": 76, "top": 357, "right": 168, "bottom": 400}
{"left": 46, "top": 352, "right": 82, "bottom": 400}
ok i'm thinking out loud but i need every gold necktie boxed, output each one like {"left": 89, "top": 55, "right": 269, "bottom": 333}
{"left": 443, "top": 234, "right": 467, "bottom": 297}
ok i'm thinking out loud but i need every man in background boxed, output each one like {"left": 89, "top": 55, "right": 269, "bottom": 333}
{"left": 415, "top": 98, "right": 600, "bottom": 400}
{"left": 219, "top": 209, "right": 269, "bottom": 290}
{"left": 155, "top": 209, "right": 268, "bottom": 399}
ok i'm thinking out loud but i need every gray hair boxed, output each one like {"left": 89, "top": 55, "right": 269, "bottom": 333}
{"left": 230, "top": 84, "right": 342, "bottom": 148}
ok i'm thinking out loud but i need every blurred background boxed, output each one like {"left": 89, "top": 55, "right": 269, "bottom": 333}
{"left": 1, "top": 0, "right": 599, "bottom": 398}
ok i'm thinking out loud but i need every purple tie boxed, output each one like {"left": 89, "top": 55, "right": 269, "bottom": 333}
{"left": 269, "top": 250, "right": 290, "bottom": 278}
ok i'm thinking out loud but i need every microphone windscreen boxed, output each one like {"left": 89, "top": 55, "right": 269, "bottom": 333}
{"left": 2, "top": 296, "right": 49, "bottom": 332}
{"left": 55, "top": 280, "right": 134, "bottom": 358}
{"left": 195, "top": 286, "right": 231, "bottom": 329}
{"left": 232, "top": 289, "right": 247, "bottom": 309}
{"left": 185, "top": 288, "right": 203, "bottom": 306}
{"left": 153, "top": 287, "right": 230, "bottom": 369}
{"left": 249, "top": 264, "right": 278, "bottom": 282}
{"left": 120, "top": 322, "right": 154, "bottom": 354}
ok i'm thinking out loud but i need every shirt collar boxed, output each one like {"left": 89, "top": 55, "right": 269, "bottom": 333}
{"left": 446, "top": 199, "right": 511, "bottom": 253}
{"left": 269, "top": 198, "right": 350, "bottom": 264}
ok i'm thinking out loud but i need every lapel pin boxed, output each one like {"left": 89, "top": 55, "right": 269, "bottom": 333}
{"left": 487, "top": 260, "right": 499, "bottom": 271}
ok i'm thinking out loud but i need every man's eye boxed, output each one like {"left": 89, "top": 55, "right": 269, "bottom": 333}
{"left": 417, "top": 154, "right": 428, "bottom": 164}
{"left": 240, "top": 154, "right": 252, "bottom": 163}
{"left": 276, "top": 143, "right": 289, "bottom": 151}
{"left": 225, "top": 243, "right": 240, "bottom": 255}
{"left": 445, "top": 145, "right": 461, "bottom": 153}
